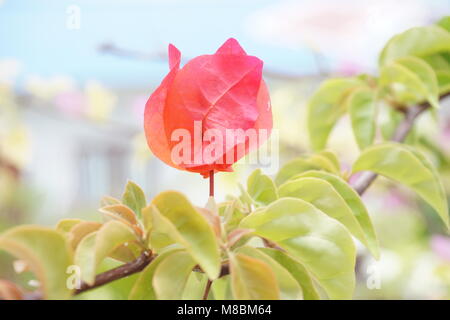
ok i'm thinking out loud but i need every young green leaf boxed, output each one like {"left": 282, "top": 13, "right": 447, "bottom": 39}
{"left": 258, "top": 248, "right": 320, "bottom": 300}
{"left": 75, "top": 220, "right": 139, "bottom": 284}
{"left": 379, "top": 25, "right": 450, "bottom": 66}
{"left": 291, "top": 170, "right": 379, "bottom": 259}
{"left": 275, "top": 158, "right": 321, "bottom": 186}
{"left": 151, "top": 191, "right": 221, "bottom": 279}
{"left": 437, "top": 70, "right": 450, "bottom": 94}
{"left": 122, "top": 181, "right": 147, "bottom": 218}
{"left": 307, "top": 78, "right": 361, "bottom": 151}
{"left": 128, "top": 248, "right": 182, "bottom": 300}
{"left": 236, "top": 246, "right": 303, "bottom": 300}
{"left": 247, "top": 169, "right": 278, "bottom": 206}
{"left": 240, "top": 198, "right": 356, "bottom": 299}
{"left": 278, "top": 177, "right": 376, "bottom": 257}
{"left": 229, "top": 252, "right": 279, "bottom": 300}
{"left": 347, "top": 87, "right": 377, "bottom": 149}
{"left": 380, "top": 59, "right": 437, "bottom": 108}
{"left": 0, "top": 226, "right": 73, "bottom": 299}
{"left": 55, "top": 219, "right": 83, "bottom": 233}
{"left": 68, "top": 221, "right": 102, "bottom": 249}
{"left": 317, "top": 150, "right": 341, "bottom": 172}
{"left": 352, "top": 143, "right": 449, "bottom": 228}
{"left": 152, "top": 250, "right": 197, "bottom": 300}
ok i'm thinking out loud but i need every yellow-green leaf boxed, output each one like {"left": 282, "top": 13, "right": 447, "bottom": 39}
{"left": 236, "top": 246, "right": 303, "bottom": 300}
{"left": 229, "top": 252, "right": 279, "bottom": 300}
{"left": 153, "top": 250, "right": 197, "bottom": 300}
{"left": 291, "top": 170, "right": 379, "bottom": 259}
{"left": 279, "top": 177, "right": 375, "bottom": 257}
{"left": 75, "top": 220, "right": 139, "bottom": 284}
{"left": 347, "top": 88, "right": 377, "bottom": 149}
{"left": 128, "top": 248, "right": 182, "bottom": 300}
{"left": 275, "top": 158, "right": 321, "bottom": 186}
{"left": 0, "top": 226, "right": 73, "bottom": 299}
{"left": 352, "top": 143, "right": 449, "bottom": 228}
{"left": 379, "top": 25, "right": 450, "bottom": 66}
{"left": 122, "top": 181, "right": 147, "bottom": 218}
{"left": 258, "top": 248, "right": 320, "bottom": 300}
{"left": 247, "top": 169, "right": 278, "bottom": 206}
{"left": 307, "top": 78, "right": 361, "bottom": 151}
{"left": 240, "top": 198, "right": 356, "bottom": 299}
{"left": 55, "top": 219, "right": 83, "bottom": 233}
{"left": 151, "top": 191, "right": 221, "bottom": 279}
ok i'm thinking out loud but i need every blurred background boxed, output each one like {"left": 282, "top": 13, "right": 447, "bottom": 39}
{"left": 1, "top": 0, "right": 450, "bottom": 299}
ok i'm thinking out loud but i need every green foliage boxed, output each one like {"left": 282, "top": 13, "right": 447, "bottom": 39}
{"left": 353, "top": 143, "right": 449, "bottom": 228}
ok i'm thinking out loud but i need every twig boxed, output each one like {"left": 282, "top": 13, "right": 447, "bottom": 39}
{"left": 74, "top": 250, "right": 153, "bottom": 295}
{"left": 202, "top": 280, "right": 212, "bottom": 300}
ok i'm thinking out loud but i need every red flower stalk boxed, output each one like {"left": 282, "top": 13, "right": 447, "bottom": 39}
{"left": 144, "top": 38, "right": 272, "bottom": 178}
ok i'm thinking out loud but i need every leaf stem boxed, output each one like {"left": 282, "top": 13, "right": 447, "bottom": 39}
{"left": 202, "top": 279, "right": 212, "bottom": 300}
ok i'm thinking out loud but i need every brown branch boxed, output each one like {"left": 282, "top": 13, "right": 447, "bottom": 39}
{"left": 352, "top": 92, "right": 450, "bottom": 195}
{"left": 74, "top": 250, "right": 153, "bottom": 295}
{"left": 202, "top": 280, "right": 212, "bottom": 300}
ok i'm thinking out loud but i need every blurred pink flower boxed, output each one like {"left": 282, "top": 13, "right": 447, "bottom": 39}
{"left": 336, "top": 61, "right": 363, "bottom": 76}
{"left": 54, "top": 91, "right": 86, "bottom": 117}
{"left": 431, "top": 235, "right": 450, "bottom": 262}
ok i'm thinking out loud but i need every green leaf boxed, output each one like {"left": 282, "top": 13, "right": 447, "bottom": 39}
{"left": 122, "top": 181, "right": 147, "bottom": 218}
{"left": 380, "top": 57, "right": 439, "bottom": 108}
{"left": 291, "top": 170, "right": 379, "bottom": 259}
{"left": 307, "top": 153, "right": 340, "bottom": 175}
{"left": 100, "top": 195, "right": 121, "bottom": 207}
{"left": 153, "top": 250, "right": 197, "bottom": 300}
{"left": 0, "top": 226, "right": 73, "bottom": 299}
{"left": 352, "top": 143, "right": 449, "bottom": 228}
{"left": 437, "top": 70, "right": 450, "bottom": 94}
{"left": 236, "top": 246, "right": 303, "bottom": 300}
{"left": 229, "top": 252, "right": 279, "bottom": 300}
{"left": 68, "top": 221, "right": 102, "bottom": 249}
{"left": 182, "top": 272, "right": 209, "bottom": 300}
{"left": 436, "top": 16, "right": 450, "bottom": 33}
{"left": 240, "top": 198, "right": 356, "bottom": 299}
{"left": 379, "top": 25, "right": 450, "bottom": 66}
{"left": 247, "top": 169, "right": 278, "bottom": 206}
{"left": 347, "top": 87, "right": 377, "bottom": 149}
{"left": 75, "top": 220, "right": 139, "bottom": 284}
{"left": 278, "top": 177, "right": 375, "bottom": 257}
{"left": 307, "top": 78, "right": 361, "bottom": 151}
{"left": 55, "top": 219, "right": 83, "bottom": 233}
{"left": 151, "top": 191, "right": 221, "bottom": 279}
{"left": 128, "top": 248, "right": 181, "bottom": 300}
{"left": 275, "top": 158, "right": 321, "bottom": 186}
{"left": 258, "top": 248, "right": 320, "bottom": 300}
{"left": 317, "top": 150, "right": 341, "bottom": 173}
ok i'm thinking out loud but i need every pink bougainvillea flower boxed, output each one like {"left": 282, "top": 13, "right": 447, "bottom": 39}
{"left": 144, "top": 38, "right": 272, "bottom": 177}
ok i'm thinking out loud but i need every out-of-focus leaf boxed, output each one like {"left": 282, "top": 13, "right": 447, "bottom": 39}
{"left": 236, "top": 246, "right": 303, "bottom": 300}
{"left": 259, "top": 248, "right": 320, "bottom": 300}
{"left": 128, "top": 248, "right": 181, "bottom": 300}
{"left": 307, "top": 78, "right": 361, "bottom": 151}
{"left": 240, "top": 198, "right": 356, "bottom": 299}
{"left": 247, "top": 169, "right": 278, "bottom": 206}
{"left": 229, "top": 252, "right": 279, "bottom": 300}
{"left": 275, "top": 158, "right": 322, "bottom": 186}
{"left": 352, "top": 143, "right": 449, "bottom": 228}
{"left": 122, "top": 181, "right": 146, "bottom": 218}
{"left": 75, "top": 220, "right": 139, "bottom": 284}
{"left": 437, "top": 16, "right": 450, "bottom": 32}
{"left": 379, "top": 25, "right": 450, "bottom": 66}
{"left": 347, "top": 88, "right": 377, "bottom": 149}
{"left": 219, "top": 200, "right": 247, "bottom": 233}
{"left": 437, "top": 70, "right": 450, "bottom": 94}
{"left": 68, "top": 221, "right": 101, "bottom": 249}
{"left": 317, "top": 150, "right": 340, "bottom": 173}
{"left": 227, "top": 229, "right": 254, "bottom": 248}
{"left": 279, "top": 177, "right": 376, "bottom": 257}
{"left": 100, "top": 195, "right": 121, "bottom": 207}
{"left": 55, "top": 219, "right": 83, "bottom": 233}
{"left": 182, "top": 272, "right": 208, "bottom": 300}
{"left": 380, "top": 57, "right": 439, "bottom": 108}
{"left": 153, "top": 250, "right": 197, "bottom": 300}
{"left": 151, "top": 191, "right": 221, "bottom": 279}
{"left": 211, "top": 275, "right": 233, "bottom": 300}
{"left": 100, "top": 204, "right": 142, "bottom": 238}
{"left": 0, "top": 226, "right": 73, "bottom": 299}
{"left": 291, "top": 170, "right": 379, "bottom": 259}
